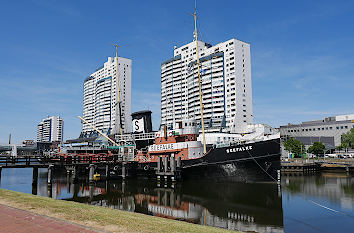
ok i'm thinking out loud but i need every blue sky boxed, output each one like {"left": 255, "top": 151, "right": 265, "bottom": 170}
{"left": 0, "top": 0, "right": 353, "bottom": 143}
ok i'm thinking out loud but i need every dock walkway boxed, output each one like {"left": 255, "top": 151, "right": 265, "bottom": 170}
{"left": 281, "top": 159, "right": 354, "bottom": 173}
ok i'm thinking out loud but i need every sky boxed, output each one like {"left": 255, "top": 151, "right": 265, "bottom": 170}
{"left": 0, "top": 0, "right": 353, "bottom": 143}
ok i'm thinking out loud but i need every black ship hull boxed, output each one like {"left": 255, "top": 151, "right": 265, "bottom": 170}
{"left": 132, "top": 138, "right": 281, "bottom": 182}
{"left": 181, "top": 138, "right": 281, "bottom": 182}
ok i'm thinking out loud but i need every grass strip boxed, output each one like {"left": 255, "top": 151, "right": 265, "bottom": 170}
{"left": 0, "top": 189, "right": 237, "bottom": 233}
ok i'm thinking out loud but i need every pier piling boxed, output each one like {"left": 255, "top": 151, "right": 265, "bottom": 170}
{"left": 47, "top": 164, "right": 54, "bottom": 184}
{"left": 122, "top": 163, "right": 127, "bottom": 179}
{"left": 171, "top": 158, "right": 176, "bottom": 173}
{"left": 32, "top": 167, "right": 38, "bottom": 185}
{"left": 177, "top": 157, "right": 181, "bottom": 168}
{"left": 157, "top": 157, "right": 162, "bottom": 172}
{"left": 89, "top": 164, "right": 95, "bottom": 183}
{"left": 163, "top": 157, "right": 168, "bottom": 172}
{"left": 72, "top": 166, "right": 78, "bottom": 183}
{"left": 105, "top": 165, "right": 110, "bottom": 180}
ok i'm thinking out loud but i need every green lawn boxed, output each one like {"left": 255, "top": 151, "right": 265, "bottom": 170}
{"left": 0, "top": 189, "right": 237, "bottom": 233}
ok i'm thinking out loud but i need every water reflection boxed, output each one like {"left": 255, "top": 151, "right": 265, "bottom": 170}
{"left": 1, "top": 169, "right": 354, "bottom": 232}
{"left": 282, "top": 173, "right": 354, "bottom": 233}
{"left": 36, "top": 172, "right": 284, "bottom": 232}
{"left": 282, "top": 173, "right": 354, "bottom": 210}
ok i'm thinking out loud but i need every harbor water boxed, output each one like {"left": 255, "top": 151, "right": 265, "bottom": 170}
{"left": 0, "top": 168, "right": 353, "bottom": 233}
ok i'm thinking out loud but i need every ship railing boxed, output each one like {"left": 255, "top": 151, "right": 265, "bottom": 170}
{"left": 115, "top": 134, "right": 135, "bottom": 142}
{"left": 115, "top": 132, "right": 155, "bottom": 142}
{"left": 215, "top": 142, "right": 231, "bottom": 148}
{"left": 66, "top": 146, "right": 104, "bottom": 150}
{"left": 132, "top": 132, "right": 156, "bottom": 140}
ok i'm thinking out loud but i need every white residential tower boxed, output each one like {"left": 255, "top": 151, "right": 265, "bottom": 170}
{"left": 82, "top": 56, "right": 132, "bottom": 137}
{"left": 161, "top": 39, "right": 253, "bottom": 133}
{"left": 37, "top": 116, "right": 64, "bottom": 142}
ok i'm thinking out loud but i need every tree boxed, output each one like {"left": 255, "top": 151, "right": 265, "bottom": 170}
{"left": 283, "top": 138, "right": 306, "bottom": 158}
{"left": 341, "top": 128, "right": 354, "bottom": 151}
{"left": 308, "top": 142, "right": 325, "bottom": 156}
{"left": 340, "top": 142, "right": 349, "bottom": 153}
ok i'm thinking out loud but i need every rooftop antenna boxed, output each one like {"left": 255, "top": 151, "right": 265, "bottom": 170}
{"left": 114, "top": 43, "right": 123, "bottom": 138}
{"left": 193, "top": 0, "right": 207, "bottom": 154}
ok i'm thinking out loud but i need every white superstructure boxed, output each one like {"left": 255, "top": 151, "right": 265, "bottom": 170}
{"left": 37, "top": 116, "right": 64, "bottom": 142}
{"left": 199, "top": 124, "right": 279, "bottom": 146}
{"left": 82, "top": 56, "right": 132, "bottom": 136}
{"left": 161, "top": 39, "right": 253, "bottom": 133}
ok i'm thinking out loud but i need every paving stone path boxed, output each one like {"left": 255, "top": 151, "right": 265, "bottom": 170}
{"left": 0, "top": 204, "right": 99, "bottom": 233}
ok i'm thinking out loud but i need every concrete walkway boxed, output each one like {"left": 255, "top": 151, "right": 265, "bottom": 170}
{"left": 0, "top": 204, "right": 99, "bottom": 233}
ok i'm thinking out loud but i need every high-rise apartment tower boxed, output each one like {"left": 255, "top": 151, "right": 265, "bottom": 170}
{"left": 82, "top": 57, "right": 132, "bottom": 137}
{"left": 37, "top": 116, "right": 64, "bottom": 142}
{"left": 161, "top": 39, "right": 253, "bottom": 133}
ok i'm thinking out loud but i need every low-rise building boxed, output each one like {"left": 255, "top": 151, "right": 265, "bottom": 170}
{"left": 280, "top": 114, "right": 354, "bottom": 147}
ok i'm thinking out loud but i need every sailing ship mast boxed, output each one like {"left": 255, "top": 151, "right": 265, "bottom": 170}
{"left": 114, "top": 44, "right": 123, "bottom": 138}
{"left": 193, "top": 3, "right": 207, "bottom": 154}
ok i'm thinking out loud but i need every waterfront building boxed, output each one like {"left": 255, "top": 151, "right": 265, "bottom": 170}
{"left": 280, "top": 114, "right": 354, "bottom": 147}
{"left": 161, "top": 39, "right": 253, "bottom": 133}
{"left": 82, "top": 56, "right": 132, "bottom": 137}
{"left": 37, "top": 116, "right": 64, "bottom": 142}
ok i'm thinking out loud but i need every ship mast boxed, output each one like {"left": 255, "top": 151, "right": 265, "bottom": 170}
{"left": 114, "top": 44, "right": 123, "bottom": 138}
{"left": 193, "top": 4, "right": 207, "bottom": 154}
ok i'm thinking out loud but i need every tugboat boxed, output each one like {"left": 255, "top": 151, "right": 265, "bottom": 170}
{"left": 134, "top": 117, "right": 280, "bottom": 182}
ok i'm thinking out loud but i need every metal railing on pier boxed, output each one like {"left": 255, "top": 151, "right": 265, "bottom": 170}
{"left": 0, "top": 154, "right": 129, "bottom": 168}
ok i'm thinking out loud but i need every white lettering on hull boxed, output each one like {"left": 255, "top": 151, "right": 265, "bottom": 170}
{"left": 226, "top": 146, "right": 253, "bottom": 154}
{"left": 149, "top": 143, "right": 175, "bottom": 151}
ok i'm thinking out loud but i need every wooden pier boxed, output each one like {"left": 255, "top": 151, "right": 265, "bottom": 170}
{"left": 0, "top": 154, "right": 129, "bottom": 184}
{"left": 0, "top": 154, "right": 182, "bottom": 185}
{"left": 281, "top": 160, "right": 354, "bottom": 173}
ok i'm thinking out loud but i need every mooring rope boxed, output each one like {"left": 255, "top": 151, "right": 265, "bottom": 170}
{"left": 246, "top": 149, "right": 278, "bottom": 182}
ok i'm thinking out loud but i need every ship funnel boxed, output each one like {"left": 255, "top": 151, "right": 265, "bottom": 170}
{"left": 131, "top": 110, "right": 152, "bottom": 134}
